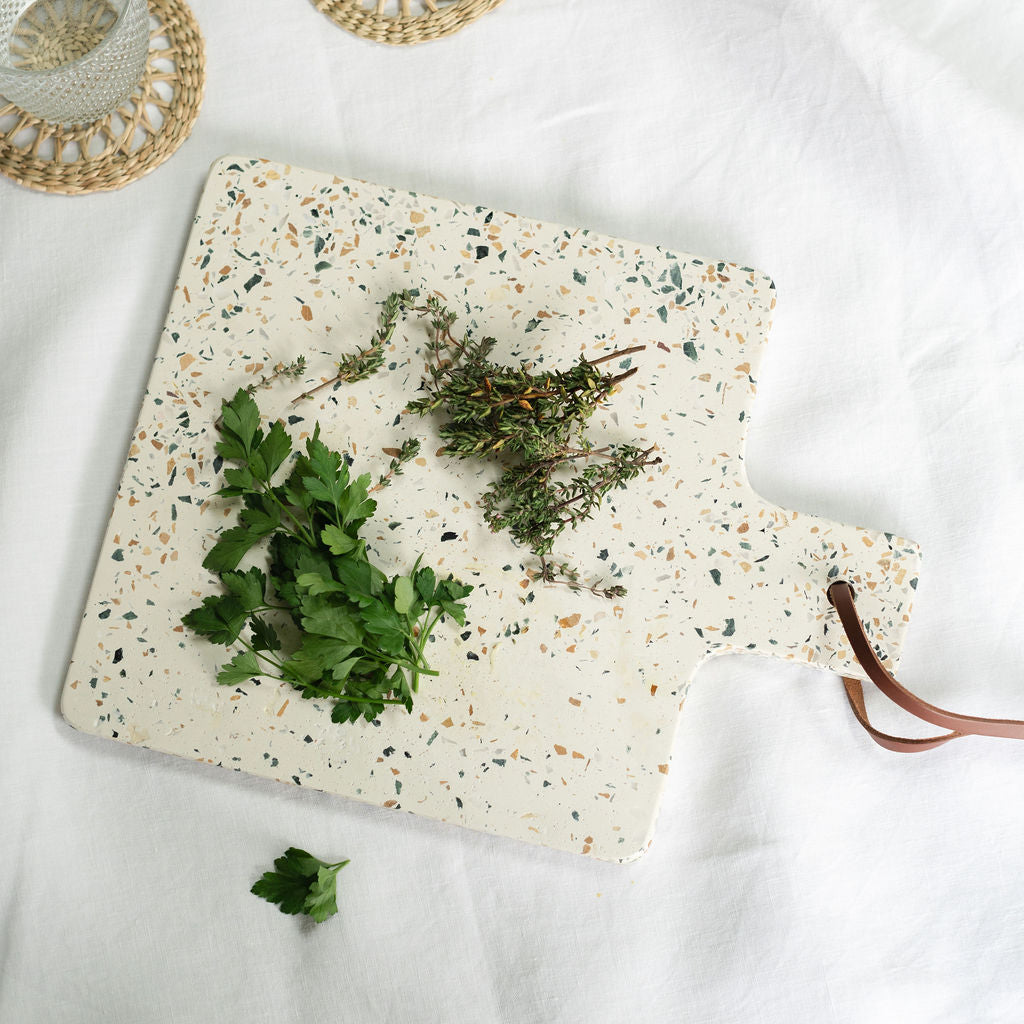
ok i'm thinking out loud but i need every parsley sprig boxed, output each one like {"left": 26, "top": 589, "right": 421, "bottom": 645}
{"left": 251, "top": 847, "right": 349, "bottom": 924}
{"left": 183, "top": 389, "right": 473, "bottom": 724}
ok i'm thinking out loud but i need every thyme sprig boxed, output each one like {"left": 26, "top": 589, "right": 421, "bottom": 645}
{"left": 247, "top": 355, "right": 308, "bottom": 394}
{"left": 371, "top": 437, "right": 421, "bottom": 493}
{"left": 531, "top": 560, "right": 628, "bottom": 600}
{"left": 215, "top": 356, "right": 307, "bottom": 429}
{"left": 292, "top": 290, "right": 415, "bottom": 404}
{"left": 400, "top": 293, "right": 661, "bottom": 597}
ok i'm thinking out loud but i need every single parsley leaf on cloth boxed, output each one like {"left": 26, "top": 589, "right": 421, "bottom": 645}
{"left": 251, "top": 847, "right": 349, "bottom": 924}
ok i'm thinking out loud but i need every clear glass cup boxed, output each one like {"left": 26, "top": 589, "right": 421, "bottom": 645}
{"left": 0, "top": 0, "right": 150, "bottom": 124}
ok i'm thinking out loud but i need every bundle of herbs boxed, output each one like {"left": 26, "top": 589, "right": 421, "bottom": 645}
{"left": 399, "top": 293, "right": 660, "bottom": 598}
{"left": 183, "top": 388, "right": 472, "bottom": 724}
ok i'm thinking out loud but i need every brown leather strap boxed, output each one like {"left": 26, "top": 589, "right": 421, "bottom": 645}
{"left": 828, "top": 580, "right": 1024, "bottom": 752}
{"left": 840, "top": 677, "right": 962, "bottom": 751}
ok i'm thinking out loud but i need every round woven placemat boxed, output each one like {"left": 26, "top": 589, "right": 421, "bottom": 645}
{"left": 312, "top": 0, "right": 503, "bottom": 45}
{"left": 0, "top": 0, "right": 204, "bottom": 195}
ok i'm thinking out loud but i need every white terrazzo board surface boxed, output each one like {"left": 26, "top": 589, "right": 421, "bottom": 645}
{"left": 61, "top": 156, "right": 921, "bottom": 861}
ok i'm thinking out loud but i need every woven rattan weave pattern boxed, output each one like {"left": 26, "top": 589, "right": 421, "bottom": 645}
{"left": 312, "top": 0, "right": 503, "bottom": 45}
{"left": 2, "top": 0, "right": 150, "bottom": 123}
{"left": 9, "top": 0, "right": 120, "bottom": 70}
{"left": 0, "top": 0, "right": 203, "bottom": 194}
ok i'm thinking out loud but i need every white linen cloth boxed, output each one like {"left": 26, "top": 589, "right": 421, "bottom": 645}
{"left": 2, "top": 1, "right": 1023, "bottom": 1020}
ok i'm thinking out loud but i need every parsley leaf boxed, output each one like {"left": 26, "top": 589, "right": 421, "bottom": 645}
{"left": 219, "top": 389, "right": 263, "bottom": 456}
{"left": 295, "top": 571, "right": 344, "bottom": 596}
{"left": 202, "top": 525, "right": 262, "bottom": 573}
{"left": 320, "top": 524, "right": 358, "bottom": 555}
{"left": 250, "top": 847, "right": 349, "bottom": 924}
{"left": 238, "top": 495, "right": 282, "bottom": 537}
{"left": 253, "top": 419, "right": 292, "bottom": 480}
{"left": 221, "top": 566, "right": 268, "bottom": 612}
{"left": 301, "top": 434, "right": 349, "bottom": 519}
{"left": 282, "top": 636, "right": 358, "bottom": 688}
{"left": 414, "top": 566, "right": 436, "bottom": 604}
{"left": 181, "top": 594, "right": 248, "bottom": 646}
{"left": 305, "top": 865, "right": 346, "bottom": 923}
{"left": 337, "top": 472, "right": 376, "bottom": 528}
{"left": 393, "top": 576, "right": 415, "bottom": 615}
{"left": 216, "top": 649, "right": 261, "bottom": 685}
{"left": 249, "top": 616, "right": 281, "bottom": 653}
{"left": 301, "top": 601, "right": 365, "bottom": 645}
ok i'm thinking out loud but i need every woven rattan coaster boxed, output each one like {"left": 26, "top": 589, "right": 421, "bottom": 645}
{"left": 312, "top": 0, "right": 503, "bottom": 45}
{"left": 0, "top": 0, "right": 204, "bottom": 195}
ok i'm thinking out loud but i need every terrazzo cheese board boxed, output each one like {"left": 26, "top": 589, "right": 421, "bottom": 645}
{"left": 61, "top": 156, "right": 922, "bottom": 862}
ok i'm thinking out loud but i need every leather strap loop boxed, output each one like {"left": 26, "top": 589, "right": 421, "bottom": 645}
{"left": 827, "top": 580, "right": 1024, "bottom": 752}
{"left": 841, "top": 677, "right": 962, "bottom": 752}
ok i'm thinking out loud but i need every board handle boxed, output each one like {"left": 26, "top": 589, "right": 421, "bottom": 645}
{"left": 828, "top": 580, "right": 1024, "bottom": 752}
